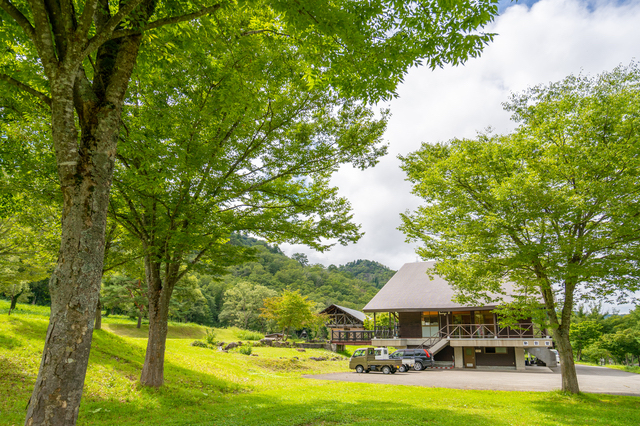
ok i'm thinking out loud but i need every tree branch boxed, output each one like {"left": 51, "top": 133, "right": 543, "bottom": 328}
{"left": 108, "top": 3, "right": 224, "bottom": 41}
{"left": 240, "top": 29, "right": 291, "bottom": 38}
{"left": 83, "top": 0, "right": 147, "bottom": 55}
{"left": 0, "top": 0, "right": 36, "bottom": 40}
{"left": 0, "top": 73, "right": 52, "bottom": 107}
{"left": 76, "top": 0, "right": 99, "bottom": 38}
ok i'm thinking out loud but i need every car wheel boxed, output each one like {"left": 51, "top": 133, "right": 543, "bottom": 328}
{"left": 382, "top": 366, "right": 391, "bottom": 374}
{"left": 356, "top": 365, "right": 364, "bottom": 373}
{"left": 414, "top": 361, "right": 423, "bottom": 371}
{"left": 398, "top": 365, "right": 407, "bottom": 373}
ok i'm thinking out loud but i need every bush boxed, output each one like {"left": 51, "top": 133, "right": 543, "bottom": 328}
{"left": 190, "top": 340, "right": 208, "bottom": 348}
{"left": 236, "top": 329, "right": 264, "bottom": 341}
{"left": 204, "top": 328, "right": 217, "bottom": 345}
{"left": 238, "top": 346, "right": 252, "bottom": 355}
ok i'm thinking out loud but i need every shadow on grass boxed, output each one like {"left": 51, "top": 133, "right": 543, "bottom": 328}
{"left": 528, "top": 391, "right": 640, "bottom": 426}
{"left": 0, "top": 350, "right": 38, "bottom": 424}
{"left": 103, "top": 323, "right": 206, "bottom": 339}
{"left": 79, "top": 388, "right": 498, "bottom": 426}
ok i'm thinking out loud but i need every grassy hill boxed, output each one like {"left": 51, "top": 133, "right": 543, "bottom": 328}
{"left": 2, "top": 300, "right": 640, "bottom": 426}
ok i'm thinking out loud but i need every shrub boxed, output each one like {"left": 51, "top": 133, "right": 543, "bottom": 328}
{"left": 238, "top": 346, "right": 252, "bottom": 355}
{"left": 236, "top": 329, "right": 264, "bottom": 341}
{"left": 204, "top": 328, "right": 217, "bottom": 345}
{"left": 190, "top": 340, "right": 208, "bottom": 348}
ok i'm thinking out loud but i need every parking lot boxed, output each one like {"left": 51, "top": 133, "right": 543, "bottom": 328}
{"left": 304, "top": 364, "right": 640, "bottom": 396}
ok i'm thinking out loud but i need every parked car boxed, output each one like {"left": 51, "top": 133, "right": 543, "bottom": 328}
{"left": 390, "top": 348, "right": 435, "bottom": 371}
{"left": 349, "top": 347, "right": 402, "bottom": 374}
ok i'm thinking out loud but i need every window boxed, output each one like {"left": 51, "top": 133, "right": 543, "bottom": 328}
{"left": 353, "top": 349, "right": 365, "bottom": 357}
{"left": 390, "top": 351, "right": 403, "bottom": 359}
{"left": 421, "top": 311, "right": 439, "bottom": 337}
{"left": 495, "top": 347, "right": 507, "bottom": 354}
{"left": 485, "top": 347, "right": 496, "bottom": 354}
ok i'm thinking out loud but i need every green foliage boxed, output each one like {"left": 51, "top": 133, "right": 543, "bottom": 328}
{"left": 401, "top": 63, "right": 640, "bottom": 311}
{"left": 237, "top": 345, "right": 253, "bottom": 355}
{"left": 598, "top": 329, "right": 640, "bottom": 365}
{"left": 222, "top": 236, "right": 381, "bottom": 311}
{"left": 204, "top": 328, "right": 218, "bottom": 346}
{"left": 570, "top": 320, "right": 603, "bottom": 360}
{"left": 219, "top": 282, "right": 277, "bottom": 330}
{"left": 400, "top": 64, "right": 640, "bottom": 392}
{"left": 235, "top": 329, "right": 264, "bottom": 341}
{"left": 337, "top": 260, "right": 395, "bottom": 289}
{"left": 101, "top": 274, "right": 148, "bottom": 323}
{"left": 261, "top": 290, "right": 316, "bottom": 339}
{"left": 2, "top": 300, "right": 640, "bottom": 425}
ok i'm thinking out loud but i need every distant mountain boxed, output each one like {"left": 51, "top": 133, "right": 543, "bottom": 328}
{"left": 337, "top": 259, "right": 396, "bottom": 289}
{"left": 224, "top": 235, "right": 392, "bottom": 310}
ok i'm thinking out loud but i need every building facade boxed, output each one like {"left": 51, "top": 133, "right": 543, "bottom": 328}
{"left": 363, "top": 262, "right": 555, "bottom": 370}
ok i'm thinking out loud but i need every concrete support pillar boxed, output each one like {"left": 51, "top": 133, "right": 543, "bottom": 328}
{"left": 454, "top": 347, "right": 464, "bottom": 369}
{"left": 515, "top": 347, "right": 526, "bottom": 370}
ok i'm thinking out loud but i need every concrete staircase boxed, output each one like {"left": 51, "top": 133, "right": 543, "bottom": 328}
{"left": 428, "top": 339, "right": 450, "bottom": 356}
{"left": 526, "top": 347, "right": 557, "bottom": 367}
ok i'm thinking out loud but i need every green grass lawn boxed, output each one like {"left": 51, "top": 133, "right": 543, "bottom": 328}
{"left": 1, "top": 300, "right": 639, "bottom": 426}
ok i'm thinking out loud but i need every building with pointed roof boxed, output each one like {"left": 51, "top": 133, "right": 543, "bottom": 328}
{"left": 362, "top": 262, "right": 555, "bottom": 369}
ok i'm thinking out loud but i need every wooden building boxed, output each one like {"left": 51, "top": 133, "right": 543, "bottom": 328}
{"left": 320, "top": 304, "right": 370, "bottom": 345}
{"left": 363, "top": 262, "right": 555, "bottom": 370}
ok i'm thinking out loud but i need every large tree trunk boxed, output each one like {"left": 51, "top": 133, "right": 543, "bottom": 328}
{"left": 25, "top": 30, "right": 142, "bottom": 421}
{"left": 140, "top": 257, "right": 175, "bottom": 387}
{"left": 553, "top": 325, "right": 580, "bottom": 393}
{"left": 24, "top": 76, "right": 116, "bottom": 425}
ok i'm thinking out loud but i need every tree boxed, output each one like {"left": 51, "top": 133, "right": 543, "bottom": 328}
{"left": 101, "top": 274, "right": 147, "bottom": 328}
{"left": 292, "top": 253, "right": 309, "bottom": 267}
{"left": 1, "top": 0, "right": 498, "bottom": 421}
{"left": 110, "top": 11, "right": 392, "bottom": 388}
{"left": 261, "top": 290, "right": 316, "bottom": 340}
{"left": 600, "top": 329, "right": 640, "bottom": 366}
{"left": 0, "top": 197, "right": 56, "bottom": 314}
{"left": 218, "top": 281, "right": 277, "bottom": 330}
{"left": 400, "top": 64, "right": 640, "bottom": 394}
{"left": 570, "top": 320, "right": 603, "bottom": 361}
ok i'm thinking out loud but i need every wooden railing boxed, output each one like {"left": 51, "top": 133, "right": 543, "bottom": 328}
{"left": 331, "top": 330, "right": 375, "bottom": 342}
{"left": 332, "top": 323, "right": 546, "bottom": 343}
{"left": 374, "top": 326, "right": 398, "bottom": 339}
{"left": 441, "top": 323, "right": 546, "bottom": 339}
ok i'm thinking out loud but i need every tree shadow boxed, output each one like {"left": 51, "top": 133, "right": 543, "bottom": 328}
{"left": 528, "top": 391, "right": 640, "bottom": 426}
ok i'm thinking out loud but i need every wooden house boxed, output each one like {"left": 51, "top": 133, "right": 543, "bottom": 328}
{"left": 362, "top": 262, "right": 555, "bottom": 370}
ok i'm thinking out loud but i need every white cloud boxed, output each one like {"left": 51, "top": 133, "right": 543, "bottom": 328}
{"left": 281, "top": 0, "right": 640, "bottom": 311}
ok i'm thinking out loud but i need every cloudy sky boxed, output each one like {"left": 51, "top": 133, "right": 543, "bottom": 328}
{"left": 282, "top": 0, "right": 640, "bottom": 309}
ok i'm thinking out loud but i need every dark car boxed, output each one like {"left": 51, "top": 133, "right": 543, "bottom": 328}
{"left": 390, "top": 348, "right": 435, "bottom": 371}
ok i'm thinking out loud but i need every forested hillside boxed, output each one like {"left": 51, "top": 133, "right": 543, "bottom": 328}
{"left": 113, "top": 234, "right": 396, "bottom": 329}
{"left": 9, "top": 234, "right": 396, "bottom": 330}
{"left": 209, "top": 235, "right": 396, "bottom": 321}
{"left": 337, "top": 260, "right": 395, "bottom": 289}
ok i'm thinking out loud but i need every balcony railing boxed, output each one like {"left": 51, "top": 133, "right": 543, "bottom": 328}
{"left": 331, "top": 323, "right": 547, "bottom": 343}
{"left": 331, "top": 330, "right": 375, "bottom": 342}
{"left": 440, "top": 323, "right": 546, "bottom": 339}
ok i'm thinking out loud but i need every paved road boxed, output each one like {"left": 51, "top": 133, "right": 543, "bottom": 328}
{"left": 304, "top": 365, "right": 640, "bottom": 396}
